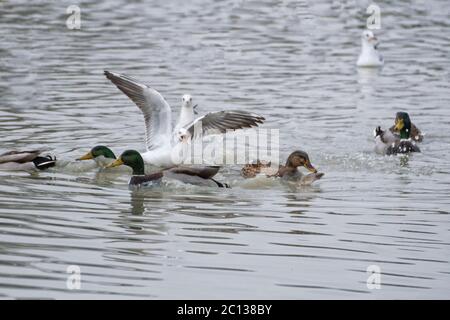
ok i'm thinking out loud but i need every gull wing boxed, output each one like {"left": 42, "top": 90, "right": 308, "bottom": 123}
{"left": 183, "top": 110, "right": 265, "bottom": 140}
{"left": 104, "top": 71, "right": 172, "bottom": 150}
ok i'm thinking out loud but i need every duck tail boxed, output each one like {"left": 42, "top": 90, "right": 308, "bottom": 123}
{"left": 374, "top": 126, "right": 384, "bottom": 137}
{"left": 211, "top": 178, "right": 230, "bottom": 188}
{"left": 33, "top": 155, "right": 57, "bottom": 170}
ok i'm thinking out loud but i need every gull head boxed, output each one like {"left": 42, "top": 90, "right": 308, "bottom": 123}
{"left": 182, "top": 94, "right": 193, "bottom": 109}
{"left": 362, "top": 30, "right": 378, "bottom": 47}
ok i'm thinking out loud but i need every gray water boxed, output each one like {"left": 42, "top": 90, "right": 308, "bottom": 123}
{"left": 1, "top": 0, "right": 449, "bottom": 299}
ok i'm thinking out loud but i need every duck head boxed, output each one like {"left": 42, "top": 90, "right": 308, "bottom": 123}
{"left": 285, "top": 150, "right": 317, "bottom": 173}
{"left": 77, "top": 145, "right": 116, "bottom": 161}
{"left": 393, "top": 112, "right": 412, "bottom": 139}
{"left": 106, "top": 150, "right": 145, "bottom": 175}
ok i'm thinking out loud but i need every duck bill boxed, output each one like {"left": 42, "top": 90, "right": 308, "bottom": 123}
{"left": 304, "top": 162, "right": 317, "bottom": 173}
{"left": 106, "top": 157, "right": 124, "bottom": 168}
{"left": 394, "top": 119, "right": 404, "bottom": 131}
{"left": 77, "top": 152, "right": 94, "bottom": 161}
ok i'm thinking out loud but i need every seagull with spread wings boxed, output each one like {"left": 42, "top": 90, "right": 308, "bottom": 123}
{"left": 104, "top": 71, "right": 265, "bottom": 167}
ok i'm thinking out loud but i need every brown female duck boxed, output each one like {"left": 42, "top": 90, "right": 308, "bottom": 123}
{"left": 241, "top": 150, "right": 324, "bottom": 185}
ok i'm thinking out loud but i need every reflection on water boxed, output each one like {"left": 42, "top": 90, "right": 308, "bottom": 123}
{"left": 0, "top": 0, "right": 449, "bottom": 299}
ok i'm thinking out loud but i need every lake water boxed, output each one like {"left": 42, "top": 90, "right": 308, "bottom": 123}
{"left": 0, "top": 0, "right": 449, "bottom": 299}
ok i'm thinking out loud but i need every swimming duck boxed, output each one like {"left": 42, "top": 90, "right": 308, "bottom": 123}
{"left": 106, "top": 149, "right": 229, "bottom": 188}
{"left": 241, "top": 150, "right": 324, "bottom": 185}
{"left": 77, "top": 145, "right": 117, "bottom": 167}
{"left": 357, "top": 30, "right": 384, "bottom": 67}
{"left": 374, "top": 112, "right": 421, "bottom": 155}
{"left": 0, "top": 150, "right": 56, "bottom": 171}
{"left": 104, "top": 71, "right": 265, "bottom": 167}
{"left": 388, "top": 113, "right": 424, "bottom": 142}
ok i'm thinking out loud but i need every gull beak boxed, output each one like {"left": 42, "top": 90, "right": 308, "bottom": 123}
{"left": 304, "top": 162, "right": 318, "bottom": 173}
{"left": 394, "top": 119, "right": 404, "bottom": 131}
{"left": 106, "top": 157, "right": 124, "bottom": 168}
{"left": 77, "top": 152, "right": 93, "bottom": 161}
{"left": 193, "top": 104, "right": 198, "bottom": 115}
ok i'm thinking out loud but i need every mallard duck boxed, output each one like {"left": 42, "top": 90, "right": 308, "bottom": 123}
{"left": 106, "top": 149, "right": 229, "bottom": 188}
{"left": 0, "top": 150, "right": 56, "bottom": 171}
{"left": 357, "top": 30, "right": 384, "bottom": 68}
{"left": 388, "top": 112, "right": 424, "bottom": 142}
{"left": 374, "top": 112, "right": 421, "bottom": 155}
{"left": 77, "top": 145, "right": 117, "bottom": 167}
{"left": 241, "top": 150, "right": 324, "bottom": 185}
{"left": 104, "top": 71, "right": 265, "bottom": 167}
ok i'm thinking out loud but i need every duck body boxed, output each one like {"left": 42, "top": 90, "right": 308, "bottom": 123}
{"left": 386, "top": 140, "right": 421, "bottom": 155}
{"left": 93, "top": 155, "right": 116, "bottom": 168}
{"left": 374, "top": 112, "right": 421, "bottom": 155}
{"left": 0, "top": 150, "right": 56, "bottom": 171}
{"left": 163, "top": 166, "right": 228, "bottom": 188}
{"left": 389, "top": 122, "right": 424, "bottom": 142}
{"left": 241, "top": 160, "right": 277, "bottom": 178}
{"left": 128, "top": 171, "right": 164, "bottom": 187}
{"left": 241, "top": 150, "right": 324, "bottom": 186}
{"left": 374, "top": 127, "right": 397, "bottom": 155}
{"left": 108, "top": 150, "right": 229, "bottom": 188}
{"left": 277, "top": 162, "right": 325, "bottom": 186}
{"left": 375, "top": 132, "right": 420, "bottom": 155}
{"left": 357, "top": 30, "right": 384, "bottom": 68}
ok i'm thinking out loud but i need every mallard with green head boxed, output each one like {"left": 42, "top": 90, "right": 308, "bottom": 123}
{"left": 0, "top": 150, "right": 56, "bottom": 171}
{"left": 106, "top": 150, "right": 229, "bottom": 188}
{"left": 374, "top": 112, "right": 421, "bottom": 155}
{"left": 77, "top": 145, "right": 117, "bottom": 167}
{"left": 241, "top": 150, "right": 324, "bottom": 185}
{"left": 389, "top": 112, "right": 423, "bottom": 142}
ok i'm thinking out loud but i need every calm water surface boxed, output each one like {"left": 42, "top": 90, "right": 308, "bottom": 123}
{"left": 0, "top": 0, "right": 449, "bottom": 299}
